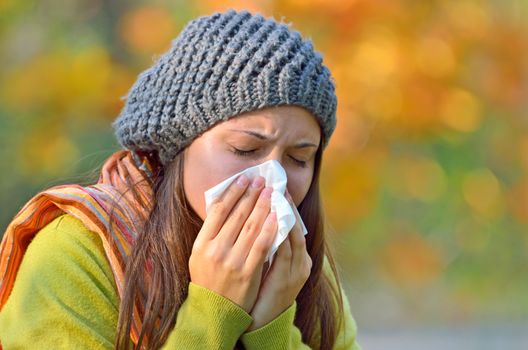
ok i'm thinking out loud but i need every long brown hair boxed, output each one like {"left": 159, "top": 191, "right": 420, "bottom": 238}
{"left": 112, "top": 144, "right": 346, "bottom": 349}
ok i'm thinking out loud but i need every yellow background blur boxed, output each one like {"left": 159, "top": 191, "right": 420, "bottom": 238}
{"left": 1, "top": 0, "right": 527, "bottom": 347}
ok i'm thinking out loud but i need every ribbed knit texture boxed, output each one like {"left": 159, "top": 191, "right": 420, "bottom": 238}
{"left": 112, "top": 9, "right": 337, "bottom": 166}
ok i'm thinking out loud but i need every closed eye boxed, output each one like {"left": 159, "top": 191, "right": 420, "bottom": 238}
{"left": 232, "top": 148, "right": 308, "bottom": 168}
{"left": 232, "top": 148, "right": 256, "bottom": 156}
{"left": 289, "top": 156, "right": 307, "bottom": 168}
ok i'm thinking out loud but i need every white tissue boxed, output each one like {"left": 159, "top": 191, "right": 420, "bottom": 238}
{"left": 204, "top": 160, "right": 308, "bottom": 266}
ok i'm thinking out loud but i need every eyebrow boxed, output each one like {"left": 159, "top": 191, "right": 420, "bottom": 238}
{"left": 228, "top": 129, "right": 318, "bottom": 148}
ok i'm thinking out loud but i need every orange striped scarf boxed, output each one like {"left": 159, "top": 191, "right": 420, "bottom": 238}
{"left": 0, "top": 149, "right": 156, "bottom": 346}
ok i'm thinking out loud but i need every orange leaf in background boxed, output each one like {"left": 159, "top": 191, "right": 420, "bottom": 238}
{"left": 2, "top": 47, "right": 123, "bottom": 121}
{"left": 327, "top": 109, "right": 371, "bottom": 155}
{"left": 118, "top": 6, "right": 177, "bottom": 54}
{"left": 414, "top": 36, "right": 456, "bottom": 79}
{"left": 443, "top": 0, "right": 491, "bottom": 40}
{"left": 519, "top": 137, "right": 528, "bottom": 172}
{"left": 2, "top": 52, "right": 71, "bottom": 114}
{"left": 382, "top": 231, "right": 444, "bottom": 286}
{"left": 478, "top": 27, "right": 528, "bottom": 112}
{"left": 101, "top": 66, "right": 136, "bottom": 118}
{"left": 439, "top": 88, "right": 482, "bottom": 133}
{"left": 462, "top": 168, "right": 504, "bottom": 220}
{"left": 16, "top": 126, "right": 80, "bottom": 181}
{"left": 462, "top": 168, "right": 504, "bottom": 219}
{"left": 321, "top": 146, "right": 386, "bottom": 230}
{"left": 363, "top": 83, "right": 403, "bottom": 123}
{"left": 69, "top": 47, "right": 113, "bottom": 117}
{"left": 347, "top": 27, "right": 399, "bottom": 90}
{"left": 393, "top": 81, "right": 443, "bottom": 134}
{"left": 288, "top": 0, "right": 357, "bottom": 11}
{"left": 508, "top": 181, "right": 528, "bottom": 225}
{"left": 197, "top": 0, "right": 268, "bottom": 15}
{"left": 387, "top": 156, "right": 447, "bottom": 202}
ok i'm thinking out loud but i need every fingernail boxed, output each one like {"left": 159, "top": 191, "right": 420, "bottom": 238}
{"left": 259, "top": 187, "right": 273, "bottom": 199}
{"left": 268, "top": 211, "right": 277, "bottom": 222}
{"left": 251, "top": 176, "right": 265, "bottom": 188}
{"left": 236, "top": 174, "right": 249, "bottom": 186}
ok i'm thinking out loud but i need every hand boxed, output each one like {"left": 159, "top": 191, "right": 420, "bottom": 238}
{"left": 246, "top": 189, "right": 312, "bottom": 331}
{"left": 189, "top": 175, "right": 277, "bottom": 313}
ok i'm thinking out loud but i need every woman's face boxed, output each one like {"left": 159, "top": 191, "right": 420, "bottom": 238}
{"left": 183, "top": 105, "right": 321, "bottom": 220}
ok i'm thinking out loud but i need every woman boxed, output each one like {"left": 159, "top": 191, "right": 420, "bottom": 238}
{"left": 0, "top": 9, "right": 360, "bottom": 350}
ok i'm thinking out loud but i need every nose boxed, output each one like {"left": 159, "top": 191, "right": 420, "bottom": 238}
{"left": 263, "top": 149, "right": 286, "bottom": 171}
{"left": 265, "top": 147, "right": 283, "bottom": 163}
{"left": 262, "top": 148, "right": 293, "bottom": 192}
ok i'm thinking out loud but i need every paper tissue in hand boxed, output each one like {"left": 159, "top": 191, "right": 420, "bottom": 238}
{"left": 204, "top": 160, "right": 308, "bottom": 265}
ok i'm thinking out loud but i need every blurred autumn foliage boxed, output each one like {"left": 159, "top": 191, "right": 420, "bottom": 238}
{"left": 1, "top": 0, "right": 527, "bottom": 328}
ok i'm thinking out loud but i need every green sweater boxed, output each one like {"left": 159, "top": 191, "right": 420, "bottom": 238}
{"left": 0, "top": 214, "right": 360, "bottom": 349}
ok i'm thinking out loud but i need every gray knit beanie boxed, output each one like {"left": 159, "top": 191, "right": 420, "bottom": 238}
{"left": 112, "top": 9, "right": 337, "bottom": 166}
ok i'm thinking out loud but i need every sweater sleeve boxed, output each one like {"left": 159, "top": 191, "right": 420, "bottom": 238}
{"left": 239, "top": 255, "right": 361, "bottom": 350}
{"left": 161, "top": 282, "right": 252, "bottom": 349}
{"left": 0, "top": 214, "right": 254, "bottom": 349}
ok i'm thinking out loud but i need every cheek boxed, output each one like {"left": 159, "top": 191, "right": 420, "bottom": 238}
{"left": 183, "top": 145, "right": 225, "bottom": 220}
{"left": 183, "top": 146, "right": 253, "bottom": 220}
{"left": 285, "top": 169, "right": 313, "bottom": 206}
{"left": 183, "top": 156, "right": 208, "bottom": 220}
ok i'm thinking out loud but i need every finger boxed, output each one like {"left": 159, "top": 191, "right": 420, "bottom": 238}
{"left": 290, "top": 231, "right": 307, "bottom": 276}
{"left": 232, "top": 186, "right": 273, "bottom": 261}
{"left": 245, "top": 211, "right": 277, "bottom": 272}
{"left": 197, "top": 174, "right": 251, "bottom": 243}
{"left": 279, "top": 235, "right": 293, "bottom": 260}
{"left": 215, "top": 176, "right": 266, "bottom": 247}
{"left": 260, "top": 237, "right": 291, "bottom": 280}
